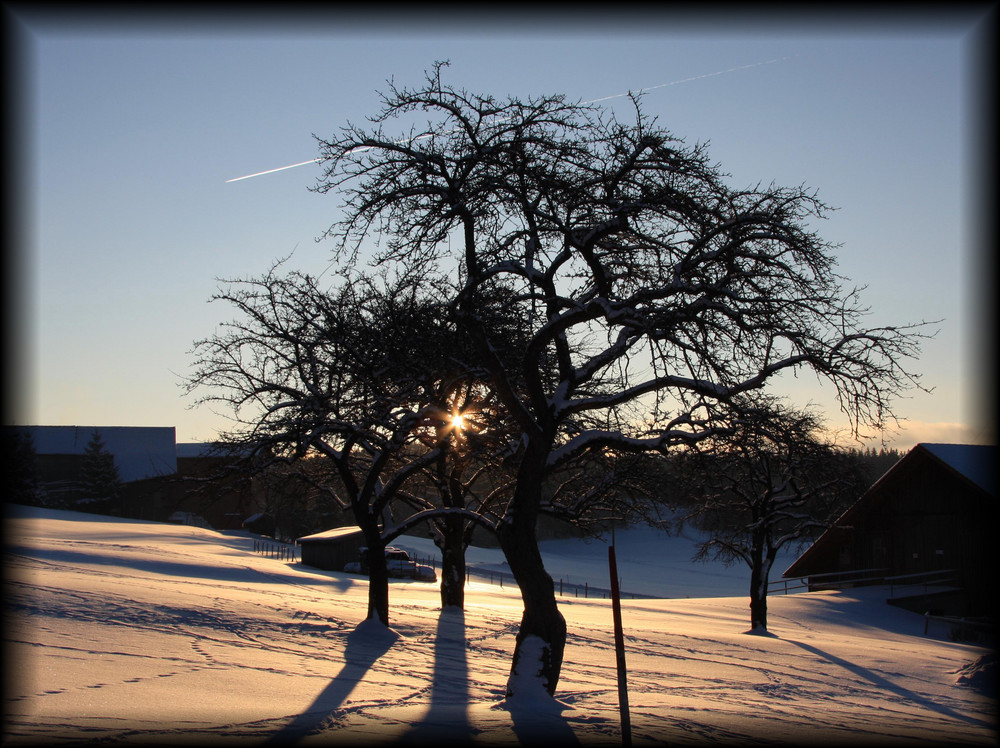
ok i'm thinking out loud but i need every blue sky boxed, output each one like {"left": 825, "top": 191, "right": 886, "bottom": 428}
{"left": 7, "top": 7, "right": 995, "bottom": 449}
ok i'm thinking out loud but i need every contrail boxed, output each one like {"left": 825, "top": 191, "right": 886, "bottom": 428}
{"left": 225, "top": 56, "right": 792, "bottom": 183}
{"left": 582, "top": 56, "right": 792, "bottom": 105}
{"left": 226, "top": 158, "right": 323, "bottom": 183}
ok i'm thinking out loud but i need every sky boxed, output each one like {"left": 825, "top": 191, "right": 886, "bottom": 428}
{"left": 6, "top": 503, "right": 996, "bottom": 744}
{"left": 5, "top": 6, "right": 996, "bottom": 449}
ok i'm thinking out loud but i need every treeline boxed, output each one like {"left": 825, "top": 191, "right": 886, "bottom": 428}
{"left": 848, "top": 446, "right": 906, "bottom": 484}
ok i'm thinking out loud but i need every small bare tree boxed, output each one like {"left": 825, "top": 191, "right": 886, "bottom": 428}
{"left": 311, "top": 63, "right": 931, "bottom": 696}
{"left": 675, "top": 398, "right": 869, "bottom": 632}
{"left": 399, "top": 380, "right": 514, "bottom": 609}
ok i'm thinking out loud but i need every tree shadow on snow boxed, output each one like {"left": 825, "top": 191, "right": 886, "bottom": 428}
{"left": 500, "top": 691, "right": 581, "bottom": 746}
{"left": 265, "top": 618, "right": 398, "bottom": 745}
{"left": 784, "top": 638, "right": 995, "bottom": 729}
{"left": 398, "top": 606, "right": 473, "bottom": 745}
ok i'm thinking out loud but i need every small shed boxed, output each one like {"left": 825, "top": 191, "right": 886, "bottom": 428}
{"left": 297, "top": 526, "right": 365, "bottom": 572}
{"left": 783, "top": 443, "right": 996, "bottom": 617}
{"left": 243, "top": 512, "right": 276, "bottom": 537}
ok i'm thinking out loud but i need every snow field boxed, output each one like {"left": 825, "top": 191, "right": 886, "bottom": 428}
{"left": 4, "top": 505, "right": 995, "bottom": 745}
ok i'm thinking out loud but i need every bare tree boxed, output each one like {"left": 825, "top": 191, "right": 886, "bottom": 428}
{"left": 187, "top": 260, "right": 519, "bottom": 620}
{"left": 399, "top": 379, "right": 515, "bottom": 608}
{"left": 311, "top": 63, "right": 931, "bottom": 696}
{"left": 675, "top": 399, "right": 869, "bottom": 632}
{"left": 187, "top": 262, "right": 485, "bottom": 624}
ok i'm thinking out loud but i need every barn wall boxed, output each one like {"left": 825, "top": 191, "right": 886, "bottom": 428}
{"left": 861, "top": 457, "right": 988, "bottom": 584}
{"left": 789, "top": 447, "right": 994, "bottom": 617}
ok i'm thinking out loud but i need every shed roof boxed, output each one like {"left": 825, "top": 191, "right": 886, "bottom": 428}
{"left": 297, "top": 526, "right": 364, "bottom": 543}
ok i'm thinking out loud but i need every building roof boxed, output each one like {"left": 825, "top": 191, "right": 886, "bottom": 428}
{"left": 783, "top": 442, "right": 996, "bottom": 579}
{"left": 296, "top": 526, "right": 364, "bottom": 543}
{"left": 175, "top": 442, "right": 250, "bottom": 459}
{"left": 839, "top": 444, "right": 996, "bottom": 524}
{"left": 176, "top": 442, "right": 219, "bottom": 459}
{"left": 919, "top": 443, "right": 995, "bottom": 495}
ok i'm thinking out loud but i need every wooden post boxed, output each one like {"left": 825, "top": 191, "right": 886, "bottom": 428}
{"left": 609, "top": 541, "right": 632, "bottom": 747}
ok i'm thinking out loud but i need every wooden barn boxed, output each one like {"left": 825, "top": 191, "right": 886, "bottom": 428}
{"left": 297, "top": 526, "right": 365, "bottom": 572}
{"left": 783, "top": 443, "right": 996, "bottom": 619}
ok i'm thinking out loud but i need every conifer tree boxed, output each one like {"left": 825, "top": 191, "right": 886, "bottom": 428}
{"left": 79, "top": 430, "right": 122, "bottom": 513}
{"left": 4, "top": 428, "right": 42, "bottom": 506}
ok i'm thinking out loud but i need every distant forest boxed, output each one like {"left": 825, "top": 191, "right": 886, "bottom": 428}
{"left": 849, "top": 446, "right": 906, "bottom": 485}
{"left": 6, "top": 423, "right": 908, "bottom": 546}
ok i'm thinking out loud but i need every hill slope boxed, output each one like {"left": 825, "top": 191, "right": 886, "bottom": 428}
{"left": 4, "top": 505, "right": 995, "bottom": 745}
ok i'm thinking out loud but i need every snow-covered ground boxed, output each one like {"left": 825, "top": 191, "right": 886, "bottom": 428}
{"left": 4, "top": 505, "right": 995, "bottom": 745}
{"left": 395, "top": 523, "right": 803, "bottom": 601}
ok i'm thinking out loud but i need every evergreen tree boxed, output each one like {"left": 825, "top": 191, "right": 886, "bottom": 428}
{"left": 4, "top": 428, "right": 42, "bottom": 506}
{"left": 78, "top": 430, "right": 122, "bottom": 513}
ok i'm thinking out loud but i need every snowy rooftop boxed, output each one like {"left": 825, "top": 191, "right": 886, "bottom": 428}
{"left": 297, "top": 526, "right": 365, "bottom": 543}
{"left": 920, "top": 443, "right": 996, "bottom": 495}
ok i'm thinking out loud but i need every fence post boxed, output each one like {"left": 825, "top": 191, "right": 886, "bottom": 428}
{"left": 609, "top": 543, "right": 632, "bottom": 746}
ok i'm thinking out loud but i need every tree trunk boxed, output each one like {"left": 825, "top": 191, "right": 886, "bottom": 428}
{"left": 748, "top": 565, "right": 768, "bottom": 632}
{"left": 366, "top": 541, "right": 391, "bottom": 625}
{"left": 497, "top": 451, "right": 567, "bottom": 697}
{"left": 357, "top": 520, "right": 390, "bottom": 626}
{"left": 436, "top": 515, "right": 467, "bottom": 609}
{"left": 748, "top": 543, "right": 774, "bottom": 633}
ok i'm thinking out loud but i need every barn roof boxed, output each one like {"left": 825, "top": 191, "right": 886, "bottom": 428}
{"left": 919, "top": 443, "right": 995, "bottom": 495}
{"left": 833, "top": 443, "right": 995, "bottom": 528}
{"left": 297, "top": 526, "right": 364, "bottom": 543}
{"left": 783, "top": 442, "right": 996, "bottom": 579}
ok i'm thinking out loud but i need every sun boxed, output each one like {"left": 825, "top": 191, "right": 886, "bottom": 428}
{"left": 449, "top": 413, "right": 466, "bottom": 431}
